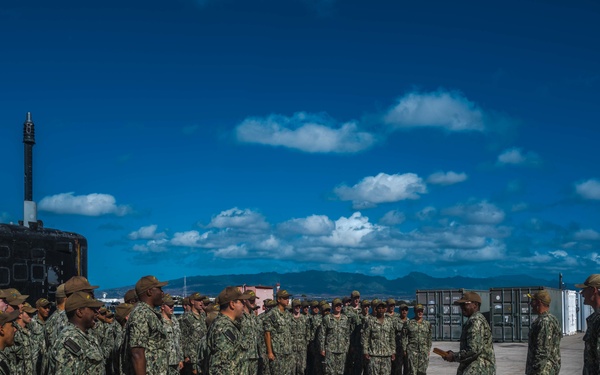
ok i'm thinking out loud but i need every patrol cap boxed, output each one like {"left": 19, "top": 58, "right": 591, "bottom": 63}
{"left": 135, "top": 275, "right": 168, "bottom": 296}
{"left": 575, "top": 274, "right": 600, "bottom": 289}
{"left": 454, "top": 292, "right": 482, "bottom": 305}
{"left": 36, "top": 298, "right": 51, "bottom": 308}
{"left": 266, "top": 299, "right": 277, "bottom": 308}
{"left": 332, "top": 298, "right": 343, "bottom": 306}
{"left": 386, "top": 298, "right": 396, "bottom": 305}
{"left": 361, "top": 299, "right": 371, "bottom": 307}
{"left": 351, "top": 290, "right": 361, "bottom": 298}
{"left": 205, "top": 303, "right": 219, "bottom": 312}
{"left": 115, "top": 303, "right": 134, "bottom": 322}
{"left": 124, "top": 289, "right": 138, "bottom": 303}
{"left": 276, "top": 290, "right": 292, "bottom": 299}
{"left": 414, "top": 304, "right": 424, "bottom": 311}
{"left": 310, "top": 300, "right": 319, "bottom": 308}
{"left": 162, "top": 294, "right": 175, "bottom": 306}
{"left": 182, "top": 297, "right": 190, "bottom": 306}
{"left": 527, "top": 290, "right": 551, "bottom": 306}
{"left": 0, "top": 289, "right": 7, "bottom": 299}
{"left": 0, "top": 310, "right": 19, "bottom": 326}
{"left": 22, "top": 302, "right": 37, "bottom": 314}
{"left": 65, "top": 291, "right": 103, "bottom": 313}
{"left": 189, "top": 292, "right": 206, "bottom": 301}
{"left": 217, "top": 286, "right": 251, "bottom": 305}
{"left": 202, "top": 297, "right": 211, "bottom": 305}
{"left": 55, "top": 284, "right": 67, "bottom": 299}
{"left": 399, "top": 303, "right": 409, "bottom": 310}
{"left": 263, "top": 298, "right": 272, "bottom": 306}
{"left": 301, "top": 300, "right": 309, "bottom": 307}
{"left": 292, "top": 299, "right": 302, "bottom": 307}
{"left": 242, "top": 290, "right": 259, "bottom": 300}
{"left": 64, "top": 276, "right": 99, "bottom": 295}
{"left": 6, "top": 289, "right": 28, "bottom": 306}
{"left": 372, "top": 299, "right": 384, "bottom": 307}
{"left": 322, "top": 303, "right": 331, "bottom": 311}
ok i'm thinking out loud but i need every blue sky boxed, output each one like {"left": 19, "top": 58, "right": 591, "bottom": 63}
{"left": 1, "top": 0, "right": 599, "bottom": 289}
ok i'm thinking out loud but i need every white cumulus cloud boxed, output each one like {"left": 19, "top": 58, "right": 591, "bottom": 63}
{"left": 128, "top": 224, "right": 166, "bottom": 240}
{"left": 39, "top": 192, "right": 131, "bottom": 216}
{"left": 383, "top": 90, "right": 485, "bottom": 131}
{"left": 208, "top": 208, "right": 270, "bottom": 232}
{"left": 576, "top": 179, "right": 600, "bottom": 200}
{"left": 236, "top": 112, "right": 375, "bottom": 153}
{"left": 427, "top": 171, "right": 468, "bottom": 185}
{"left": 170, "top": 230, "right": 209, "bottom": 247}
{"left": 321, "top": 212, "right": 382, "bottom": 247}
{"left": 334, "top": 173, "right": 427, "bottom": 209}
{"left": 497, "top": 148, "right": 541, "bottom": 166}
{"left": 278, "top": 215, "right": 335, "bottom": 236}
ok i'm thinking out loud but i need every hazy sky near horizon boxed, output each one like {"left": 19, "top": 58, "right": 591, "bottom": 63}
{"left": 1, "top": 0, "right": 599, "bottom": 289}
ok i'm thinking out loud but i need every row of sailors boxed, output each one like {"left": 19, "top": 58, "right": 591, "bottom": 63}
{"left": 0, "top": 277, "right": 430, "bottom": 375}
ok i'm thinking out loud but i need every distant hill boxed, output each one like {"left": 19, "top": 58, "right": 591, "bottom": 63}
{"left": 98, "top": 270, "right": 561, "bottom": 300}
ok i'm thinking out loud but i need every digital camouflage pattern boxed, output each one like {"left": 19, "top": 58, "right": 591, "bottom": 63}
{"left": 45, "top": 309, "right": 68, "bottom": 349}
{"left": 162, "top": 316, "right": 183, "bottom": 375}
{"left": 206, "top": 313, "right": 249, "bottom": 375}
{"left": 362, "top": 315, "right": 396, "bottom": 375}
{"left": 263, "top": 307, "right": 293, "bottom": 375}
{"left": 393, "top": 318, "right": 409, "bottom": 375}
{"left": 455, "top": 311, "right": 495, "bottom": 375}
{"left": 525, "top": 311, "right": 561, "bottom": 375}
{"left": 29, "top": 314, "right": 46, "bottom": 373}
{"left": 47, "top": 322, "right": 104, "bottom": 375}
{"left": 583, "top": 310, "right": 600, "bottom": 375}
{"left": 122, "top": 301, "right": 168, "bottom": 375}
{"left": 179, "top": 310, "right": 206, "bottom": 372}
{"left": 405, "top": 319, "right": 431, "bottom": 375}
{"left": 289, "top": 314, "right": 309, "bottom": 375}
{"left": 0, "top": 350, "right": 13, "bottom": 375}
{"left": 319, "top": 314, "right": 351, "bottom": 375}
{"left": 6, "top": 323, "right": 35, "bottom": 375}
{"left": 240, "top": 312, "right": 262, "bottom": 375}
{"left": 309, "top": 313, "right": 324, "bottom": 375}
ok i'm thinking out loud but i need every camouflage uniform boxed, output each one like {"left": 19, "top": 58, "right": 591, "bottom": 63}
{"left": 361, "top": 316, "right": 396, "bottom": 375}
{"left": 289, "top": 314, "right": 309, "bottom": 375}
{"left": 206, "top": 313, "right": 249, "bottom": 375}
{"left": 583, "top": 310, "right": 600, "bottom": 375}
{"left": 111, "top": 323, "right": 125, "bottom": 375}
{"left": 319, "top": 314, "right": 351, "bottom": 375}
{"left": 258, "top": 312, "right": 271, "bottom": 375}
{"left": 525, "top": 311, "right": 560, "bottom": 375}
{"left": 405, "top": 319, "right": 431, "bottom": 375}
{"left": 47, "top": 322, "right": 104, "bottom": 374}
{"left": 6, "top": 323, "right": 35, "bottom": 375}
{"left": 455, "top": 311, "right": 495, "bottom": 375}
{"left": 394, "top": 318, "right": 409, "bottom": 375}
{"left": 122, "top": 301, "right": 168, "bottom": 375}
{"left": 342, "top": 306, "right": 361, "bottom": 375}
{"left": 161, "top": 315, "right": 183, "bottom": 375}
{"left": 45, "top": 309, "right": 68, "bottom": 349}
{"left": 179, "top": 311, "right": 207, "bottom": 373}
{"left": 240, "top": 312, "right": 262, "bottom": 375}
{"left": 0, "top": 350, "right": 13, "bottom": 375}
{"left": 263, "top": 307, "right": 293, "bottom": 375}
{"left": 309, "top": 313, "right": 324, "bottom": 375}
{"left": 29, "top": 315, "right": 46, "bottom": 374}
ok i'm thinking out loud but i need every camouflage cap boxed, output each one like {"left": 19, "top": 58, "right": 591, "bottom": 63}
{"left": 386, "top": 298, "right": 396, "bottom": 305}
{"left": 361, "top": 299, "right": 371, "bottom": 307}
{"left": 205, "top": 303, "right": 219, "bottom": 312}
{"left": 22, "top": 302, "right": 37, "bottom": 314}
{"left": 322, "top": 303, "right": 331, "bottom": 311}
{"left": 528, "top": 290, "right": 551, "bottom": 306}
{"left": 36, "top": 298, "right": 51, "bottom": 308}
{"left": 162, "top": 294, "right": 175, "bottom": 306}
{"left": 351, "top": 290, "right": 360, "bottom": 298}
{"left": 266, "top": 299, "right": 278, "bottom": 308}
{"left": 371, "top": 299, "right": 381, "bottom": 307}
{"left": 575, "top": 274, "right": 600, "bottom": 289}
{"left": 124, "top": 289, "right": 138, "bottom": 303}
{"left": 65, "top": 291, "right": 103, "bottom": 313}
{"left": 201, "top": 297, "right": 211, "bottom": 305}
{"left": 55, "top": 284, "right": 66, "bottom": 299}
{"left": 189, "top": 292, "right": 206, "bottom": 301}
{"left": 64, "top": 276, "right": 99, "bottom": 295}
{"left": 0, "top": 310, "right": 19, "bottom": 326}
{"left": 135, "top": 275, "right": 168, "bottom": 296}
{"left": 319, "top": 300, "right": 327, "bottom": 306}
{"left": 332, "top": 298, "right": 343, "bottom": 306}
{"left": 276, "top": 290, "right": 292, "bottom": 299}
{"left": 217, "top": 286, "right": 251, "bottom": 306}
{"left": 6, "top": 288, "right": 28, "bottom": 306}
{"left": 399, "top": 303, "right": 409, "bottom": 310}
{"left": 414, "top": 304, "right": 424, "bottom": 311}
{"left": 115, "top": 303, "right": 135, "bottom": 321}
{"left": 242, "top": 290, "right": 260, "bottom": 300}
{"left": 292, "top": 299, "right": 302, "bottom": 307}
{"left": 301, "top": 300, "right": 309, "bottom": 307}
{"left": 453, "top": 291, "right": 482, "bottom": 305}
{"left": 263, "top": 298, "right": 272, "bottom": 306}
{"left": 0, "top": 289, "right": 7, "bottom": 299}
{"left": 310, "top": 300, "right": 319, "bottom": 308}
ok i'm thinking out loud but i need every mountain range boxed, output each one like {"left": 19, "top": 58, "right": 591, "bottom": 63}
{"left": 98, "top": 271, "right": 565, "bottom": 301}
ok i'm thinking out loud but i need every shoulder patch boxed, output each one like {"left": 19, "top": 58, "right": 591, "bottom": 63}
{"left": 224, "top": 329, "right": 236, "bottom": 343}
{"left": 63, "top": 338, "right": 82, "bottom": 356}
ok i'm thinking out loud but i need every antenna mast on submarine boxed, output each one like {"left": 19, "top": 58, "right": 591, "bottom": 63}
{"left": 23, "top": 112, "right": 37, "bottom": 228}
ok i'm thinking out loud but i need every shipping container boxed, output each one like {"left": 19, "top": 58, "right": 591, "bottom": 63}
{"left": 577, "top": 292, "right": 593, "bottom": 333}
{"left": 489, "top": 287, "right": 562, "bottom": 342}
{"left": 416, "top": 289, "right": 490, "bottom": 341}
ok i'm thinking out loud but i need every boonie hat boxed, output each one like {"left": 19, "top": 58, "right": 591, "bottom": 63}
{"left": 135, "top": 275, "right": 168, "bottom": 296}
{"left": 575, "top": 274, "right": 600, "bottom": 289}
{"left": 65, "top": 291, "right": 103, "bottom": 313}
{"left": 454, "top": 292, "right": 482, "bottom": 305}
{"left": 528, "top": 290, "right": 551, "bottom": 306}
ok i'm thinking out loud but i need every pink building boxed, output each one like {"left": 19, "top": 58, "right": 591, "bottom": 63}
{"left": 238, "top": 285, "right": 274, "bottom": 315}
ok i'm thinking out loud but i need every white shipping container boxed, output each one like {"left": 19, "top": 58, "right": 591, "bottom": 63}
{"left": 577, "top": 292, "right": 594, "bottom": 332}
{"left": 562, "top": 290, "right": 578, "bottom": 336}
